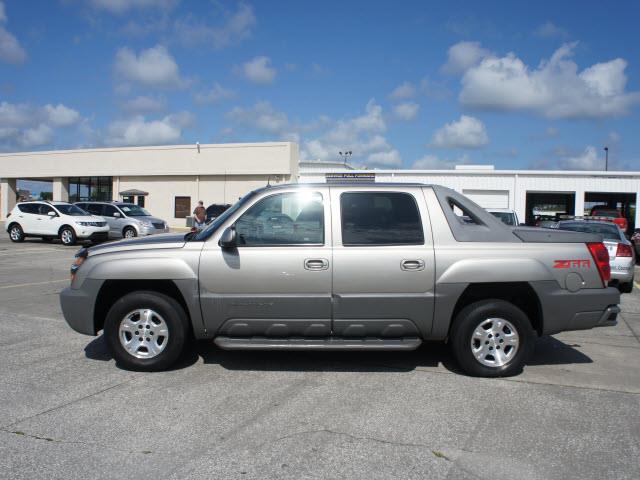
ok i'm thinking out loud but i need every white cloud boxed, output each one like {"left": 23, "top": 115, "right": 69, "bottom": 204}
{"left": 90, "top": 0, "right": 177, "bottom": 14}
{"left": 557, "top": 146, "right": 603, "bottom": 170}
{"left": 412, "top": 153, "right": 471, "bottom": 169}
{"left": 194, "top": 83, "right": 235, "bottom": 105}
{"left": 431, "top": 115, "right": 489, "bottom": 149}
{"left": 0, "top": 1, "right": 26, "bottom": 64}
{"left": 121, "top": 95, "right": 166, "bottom": 114}
{"left": 534, "top": 21, "right": 568, "bottom": 39}
{"left": 389, "top": 82, "right": 416, "bottom": 100}
{"left": 368, "top": 149, "right": 402, "bottom": 167}
{"left": 441, "top": 41, "right": 491, "bottom": 74}
{"left": 114, "top": 45, "right": 186, "bottom": 89}
{"left": 174, "top": 4, "right": 256, "bottom": 50}
{"left": 226, "top": 101, "right": 289, "bottom": 135}
{"left": 240, "top": 56, "right": 277, "bottom": 84}
{"left": 19, "top": 124, "right": 53, "bottom": 148}
{"left": 0, "top": 101, "right": 85, "bottom": 150}
{"left": 44, "top": 104, "right": 81, "bottom": 127}
{"left": 105, "top": 115, "right": 183, "bottom": 146}
{"left": 459, "top": 42, "right": 640, "bottom": 118}
{"left": 393, "top": 102, "right": 419, "bottom": 121}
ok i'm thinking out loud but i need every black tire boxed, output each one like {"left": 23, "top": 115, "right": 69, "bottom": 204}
{"left": 59, "top": 226, "right": 77, "bottom": 246}
{"left": 8, "top": 223, "right": 24, "bottom": 242}
{"left": 123, "top": 227, "right": 137, "bottom": 239}
{"left": 619, "top": 281, "right": 633, "bottom": 294}
{"left": 104, "top": 291, "right": 188, "bottom": 371}
{"left": 450, "top": 299, "right": 536, "bottom": 377}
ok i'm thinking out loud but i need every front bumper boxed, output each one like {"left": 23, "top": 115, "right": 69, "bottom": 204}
{"left": 76, "top": 226, "right": 110, "bottom": 240}
{"left": 138, "top": 225, "right": 171, "bottom": 236}
{"left": 59, "top": 279, "right": 103, "bottom": 336}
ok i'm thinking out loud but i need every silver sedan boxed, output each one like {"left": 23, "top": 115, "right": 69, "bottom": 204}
{"left": 556, "top": 220, "right": 635, "bottom": 293}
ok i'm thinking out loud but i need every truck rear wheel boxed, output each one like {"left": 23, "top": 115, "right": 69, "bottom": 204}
{"left": 450, "top": 299, "right": 536, "bottom": 377}
{"left": 104, "top": 291, "right": 188, "bottom": 371}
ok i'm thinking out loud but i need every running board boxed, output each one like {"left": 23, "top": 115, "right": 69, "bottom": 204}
{"left": 213, "top": 336, "right": 422, "bottom": 351}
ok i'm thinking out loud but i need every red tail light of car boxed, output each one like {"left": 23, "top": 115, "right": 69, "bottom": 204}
{"left": 587, "top": 242, "right": 611, "bottom": 285}
{"left": 616, "top": 243, "right": 633, "bottom": 258}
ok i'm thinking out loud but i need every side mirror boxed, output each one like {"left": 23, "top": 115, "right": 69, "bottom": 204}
{"left": 47, "top": 211, "right": 56, "bottom": 217}
{"left": 218, "top": 226, "right": 237, "bottom": 248}
{"left": 113, "top": 212, "right": 121, "bottom": 218}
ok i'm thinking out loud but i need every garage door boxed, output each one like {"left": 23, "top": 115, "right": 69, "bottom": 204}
{"left": 462, "top": 189, "right": 509, "bottom": 209}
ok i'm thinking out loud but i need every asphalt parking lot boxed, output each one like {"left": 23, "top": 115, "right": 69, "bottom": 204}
{"left": 0, "top": 232, "right": 638, "bottom": 480}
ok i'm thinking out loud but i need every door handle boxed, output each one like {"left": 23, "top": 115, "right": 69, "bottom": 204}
{"left": 304, "top": 258, "right": 329, "bottom": 271}
{"left": 401, "top": 259, "right": 425, "bottom": 271}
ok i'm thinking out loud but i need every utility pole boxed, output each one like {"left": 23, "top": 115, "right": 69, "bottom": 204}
{"left": 604, "top": 146, "right": 609, "bottom": 171}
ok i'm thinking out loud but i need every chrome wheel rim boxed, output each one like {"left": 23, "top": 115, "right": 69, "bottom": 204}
{"left": 119, "top": 309, "right": 169, "bottom": 359}
{"left": 61, "top": 229, "right": 73, "bottom": 244}
{"left": 470, "top": 317, "right": 519, "bottom": 367}
{"left": 9, "top": 227, "right": 21, "bottom": 241}
{"left": 124, "top": 229, "right": 135, "bottom": 238}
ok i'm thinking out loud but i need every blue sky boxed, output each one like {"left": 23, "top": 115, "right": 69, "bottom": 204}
{"left": 1, "top": 0, "right": 640, "bottom": 171}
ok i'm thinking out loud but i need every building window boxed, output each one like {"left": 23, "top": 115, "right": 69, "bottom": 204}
{"left": 68, "top": 176, "right": 112, "bottom": 202}
{"left": 137, "top": 196, "right": 145, "bottom": 208}
{"left": 174, "top": 196, "right": 191, "bottom": 218}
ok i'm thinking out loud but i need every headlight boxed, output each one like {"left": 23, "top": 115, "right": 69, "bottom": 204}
{"left": 139, "top": 220, "right": 153, "bottom": 227}
{"left": 76, "top": 222, "right": 91, "bottom": 226}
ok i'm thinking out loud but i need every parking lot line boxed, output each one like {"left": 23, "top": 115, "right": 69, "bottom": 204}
{"left": 0, "top": 279, "right": 68, "bottom": 290}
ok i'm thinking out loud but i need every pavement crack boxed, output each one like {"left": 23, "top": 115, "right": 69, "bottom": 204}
{"left": 0, "top": 377, "right": 138, "bottom": 430}
{"left": 262, "top": 428, "right": 434, "bottom": 451}
{"left": 1, "top": 428, "right": 159, "bottom": 455}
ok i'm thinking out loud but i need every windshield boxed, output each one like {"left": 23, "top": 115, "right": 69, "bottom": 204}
{"left": 559, "top": 222, "right": 621, "bottom": 241}
{"left": 194, "top": 191, "right": 258, "bottom": 241}
{"left": 490, "top": 211, "right": 516, "bottom": 226}
{"left": 118, "top": 204, "right": 151, "bottom": 216}
{"left": 55, "top": 204, "right": 89, "bottom": 216}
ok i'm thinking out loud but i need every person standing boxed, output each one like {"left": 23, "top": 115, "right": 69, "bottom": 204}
{"left": 193, "top": 201, "right": 206, "bottom": 229}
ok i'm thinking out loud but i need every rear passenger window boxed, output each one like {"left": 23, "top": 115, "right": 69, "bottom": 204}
{"left": 341, "top": 192, "right": 424, "bottom": 245}
{"left": 86, "top": 204, "right": 105, "bottom": 215}
{"left": 39, "top": 204, "right": 54, "bottom": 215}
{"left": 18, "top": 204, "right": 38, "bottom": 214}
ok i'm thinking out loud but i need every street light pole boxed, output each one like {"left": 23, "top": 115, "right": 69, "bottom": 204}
{"left": 604, "top": 146, "right": 609, "bottom": 171}
{"left": 338, "top": 150, "right": 352, "bottom": 166}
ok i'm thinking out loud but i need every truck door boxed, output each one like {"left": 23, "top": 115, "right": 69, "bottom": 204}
{"left": 198, "top": 187, "right": 333, "bottom": 337}
{"left": 329, "top": 186, "right": 436, "bottom": 338}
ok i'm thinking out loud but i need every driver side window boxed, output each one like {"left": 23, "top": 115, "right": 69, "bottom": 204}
{"left": 235, "top": 192, "right": 324, "bottom": 246}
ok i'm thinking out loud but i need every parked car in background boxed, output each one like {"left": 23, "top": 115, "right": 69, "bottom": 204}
{"left": 6, "top": 201, "right": 109, "bottom": 245}
{"left": 631, "top": 229, "right": 640, "bottom": 258}
{"left": 488, "top": 209, "right": 519, "bottom": 226}
{"left": 75, "top": 202, "right": 169, "bottom": 239}
{"left": 556, "top": 220, "right": 634, "bottom": 293}
{"left": 206, "top": 203, "right": 231, "bottom": 223}
{"left": 589, "top": 206, "right": 629, "bottom": 233}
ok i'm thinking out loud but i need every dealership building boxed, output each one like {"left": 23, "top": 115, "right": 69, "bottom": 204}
{"left": 1, "top": 141, "right": 639, "bottom": 230}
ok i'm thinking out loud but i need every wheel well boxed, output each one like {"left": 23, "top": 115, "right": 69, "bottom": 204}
{"left": 93, "top": 279, "right": 190, "bottom": 334}
{"left": 58, "top": 224, "right": 75, "bottom": 236}
{"left": 7, "top": 221, "right": 20, "bottom": 230}
{"left": 122, "top": 225, "right": 136, "bottom": 235}
{"left": 451, "top": 282, "right": 543, "bottom": 336}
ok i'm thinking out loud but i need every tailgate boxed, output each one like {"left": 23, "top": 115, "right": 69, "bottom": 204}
{"left": 604, "top": 241, "right": 617, "bottom": 260}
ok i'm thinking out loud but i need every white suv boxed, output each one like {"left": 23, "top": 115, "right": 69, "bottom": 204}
{"left": 6, "top": 201, "right": 110, "bottom": 246}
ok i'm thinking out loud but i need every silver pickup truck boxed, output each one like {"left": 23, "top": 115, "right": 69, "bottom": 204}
{"left": 60, "top": 183, "right": 620, "bottom": 377}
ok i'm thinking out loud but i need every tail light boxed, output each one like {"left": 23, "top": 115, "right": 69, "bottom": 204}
{"left": 587, "top": 242, "right": 611, "bottom": 285}
{"left": 6, "top": 212, "right": 10, "bottom": 217}
{"left": 616, "top": 243, "right": 633, "bottom": 257}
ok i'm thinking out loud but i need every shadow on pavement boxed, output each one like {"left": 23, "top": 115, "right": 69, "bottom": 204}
{"left": 84, "top": 334, "right": 592, "bottom": 374}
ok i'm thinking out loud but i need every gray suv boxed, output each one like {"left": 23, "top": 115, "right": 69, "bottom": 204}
{"left": 75, "top": 202, "right": 169, "bottom": 239}
{"left": 61, "top": 183, "right": 620, "bottom": 377}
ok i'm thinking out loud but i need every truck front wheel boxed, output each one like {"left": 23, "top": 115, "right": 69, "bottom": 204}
{"left": 450, "top": 299, "right": 536, "bottom": 377}
{"left": 104, "top": 291, "right": 188, "bottom": 371}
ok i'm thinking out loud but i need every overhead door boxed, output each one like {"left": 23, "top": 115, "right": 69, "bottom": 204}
{"left": 462, "top": 189, "right": 509, "bottom": 209}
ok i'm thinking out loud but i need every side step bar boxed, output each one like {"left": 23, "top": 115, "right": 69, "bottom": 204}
{"left": 214, "top": 336, "right": 422, "bottom": 351}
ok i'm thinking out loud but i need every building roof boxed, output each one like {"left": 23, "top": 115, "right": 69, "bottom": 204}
{"left": 119, "top": 189, "right": 148, "bottom": 196}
